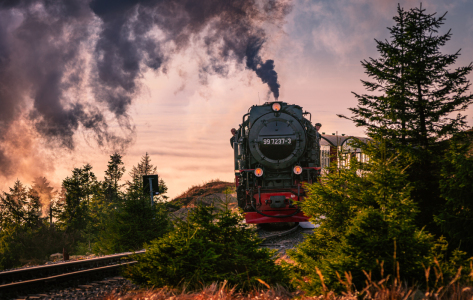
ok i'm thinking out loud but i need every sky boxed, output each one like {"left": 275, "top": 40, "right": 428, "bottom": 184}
{"left": 1, "top": 0, "right": 473, "bottom": 199}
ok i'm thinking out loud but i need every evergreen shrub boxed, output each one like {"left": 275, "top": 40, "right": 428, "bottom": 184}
{"left": 437, "top": 134, "right": 473, "bottom": 255}
{"left": 97, "top": 192, "right": 171, "bottom": 253}
{"left": 124, "top": 203, "right": 290, "bottom": 291}
{"left": 288, "top": 141, "right": 435, "bottom": 294}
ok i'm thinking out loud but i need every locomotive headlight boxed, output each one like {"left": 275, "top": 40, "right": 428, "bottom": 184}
{"left": 254, "top": 168, "right": 264, "bottom": 177}
{"left": 272, "top": 103, "right": 281, "bottom": 111}
{"left": 293, "top": 165, "right": 303, "bottom": 175}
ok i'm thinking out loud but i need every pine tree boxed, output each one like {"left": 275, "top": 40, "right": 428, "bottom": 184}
{"left": 105, "top": 194, "right": 171, "bottom": 253}
{"left": 339, "top": 4, "right": 473, "bottom": 233}
{"left": 56, "top": 164, "right": 97, "bottom": 235}
{"left": 127, "top": 152, "right": 168, "bottom": 201}
{"left": 0, "top": 180, "right": 52, "bottom": 269}
{"left": 103, "top": 152, "right": 125, "bottom": 203}
{"left": 88, "top": 154, "right": 126, "bottom": 253}
{"left": 341, "top": 4, "right": 473, "bottom": 147}
{"left": 0, "top": 180, "right": 42, "bottom": 227}
{"left": 128, "top": 152, "right": 157, "bottom": 184}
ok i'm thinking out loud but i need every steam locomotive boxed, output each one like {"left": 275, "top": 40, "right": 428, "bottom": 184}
{"left": 233, "top": 101, "right": 320, "bottom": 223}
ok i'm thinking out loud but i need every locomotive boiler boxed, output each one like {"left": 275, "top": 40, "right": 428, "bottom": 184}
{"left": 233, "top": 101, "right": 320, "bottom": 223}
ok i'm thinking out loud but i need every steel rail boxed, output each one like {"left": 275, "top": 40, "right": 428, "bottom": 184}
{"left": 258, "top": 224, "right": 300, "bottom": 244}
{"left": 259, "top": 225, "right": 311, "bottom": 247}
{"left": 0, "top": 261, "right": 136, "bottom": 291}
{"left": 0, "top": 250, "right": 145, "bottom": 285}
{"left": 0, "top": 251, "right": 144, "bottom": 298}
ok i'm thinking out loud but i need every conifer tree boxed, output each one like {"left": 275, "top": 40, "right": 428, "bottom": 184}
{"left": 341, "top": 4, "right": 473, "bottom": 147}
{"left": 339, "top": 4, "right": 473, "bottom": 233}
{"left": 0, "top": 180, "right": 50, "bottom": 269}
{"left": 0, "top": 180, "right": 42, "bottom": 227}
{"left": 103, "top": 152, "right": 125, "bottom": 203}
{"left": 127, "top": 152, "right": 167, "bottom": 201}
{"left": 128, "top": 152, "right": 157, "bottom": 184}
{"left": 56, "top": 164, "right": 97, "bottom": 234}
{"left": 88, "top": 153, "right": 169, "bottom": 253}
{"left": 86, "top": 154, "right": 125, "bottom": 254}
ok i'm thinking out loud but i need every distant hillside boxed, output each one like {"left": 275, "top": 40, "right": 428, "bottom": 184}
{"left": 168, "top": 180, "right": 237, "bottom": 220}
{"left": 170, "top": 179, "right": 235, "bottom": 207}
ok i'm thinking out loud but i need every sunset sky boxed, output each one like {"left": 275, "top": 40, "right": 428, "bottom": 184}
{"left": 1, "top": 0, "right": 472, "bottom": 199}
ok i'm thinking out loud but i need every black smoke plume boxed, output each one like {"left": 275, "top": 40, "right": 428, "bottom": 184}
{"left": 246, "top": 37, "right": 280, "bottom": 99}
{"left": 0, "top": 0, "right": 290, "bottom": 178}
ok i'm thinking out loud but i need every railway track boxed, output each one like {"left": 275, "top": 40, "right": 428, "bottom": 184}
{"left": 0, "top": 250, "right": 144, "bottom": 299}
{"left": 257, "top": 222, "right": 316, "bottom": 252}
{"left": 257, "top": 223, "right": 303, "bottom": 246}
{"left": 0, "top": 224, "right": 311, "bottom": 299}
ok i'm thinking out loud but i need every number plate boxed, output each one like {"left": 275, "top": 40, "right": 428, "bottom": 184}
{"left": 262, "top": 138, "right": 292, "bottom": 145}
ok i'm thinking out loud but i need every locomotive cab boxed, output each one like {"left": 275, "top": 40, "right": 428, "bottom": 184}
{"left": 233, "top": 101, "right": 320, "bottom": 223}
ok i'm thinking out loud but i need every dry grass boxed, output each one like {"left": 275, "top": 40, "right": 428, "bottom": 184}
{"left": 101, "top": 281, "right": 294, "bottom": 300}
{"left": 304, "top": 260, "right": 473, "bottom": 300}
{"left": 99, "top": 284, "right": 473, "bottom": 300}
{"left": 101, "top": 278, "right": 473, "bottom": 300}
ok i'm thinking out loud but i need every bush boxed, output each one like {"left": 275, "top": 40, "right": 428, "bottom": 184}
{"left": 93, "top": 191, "right": 171, "bottom": 254}
{"left": 124, "top": 203, "right": 290, "bottom": 291}
{"left": 288, "top": 142, "right": 435, "bottom": 294}
{"left": 0, "top": 222, "right": 65, "bottom": 269}
{"left": 436, "top": 134, "right": 473, "bottom": 255}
